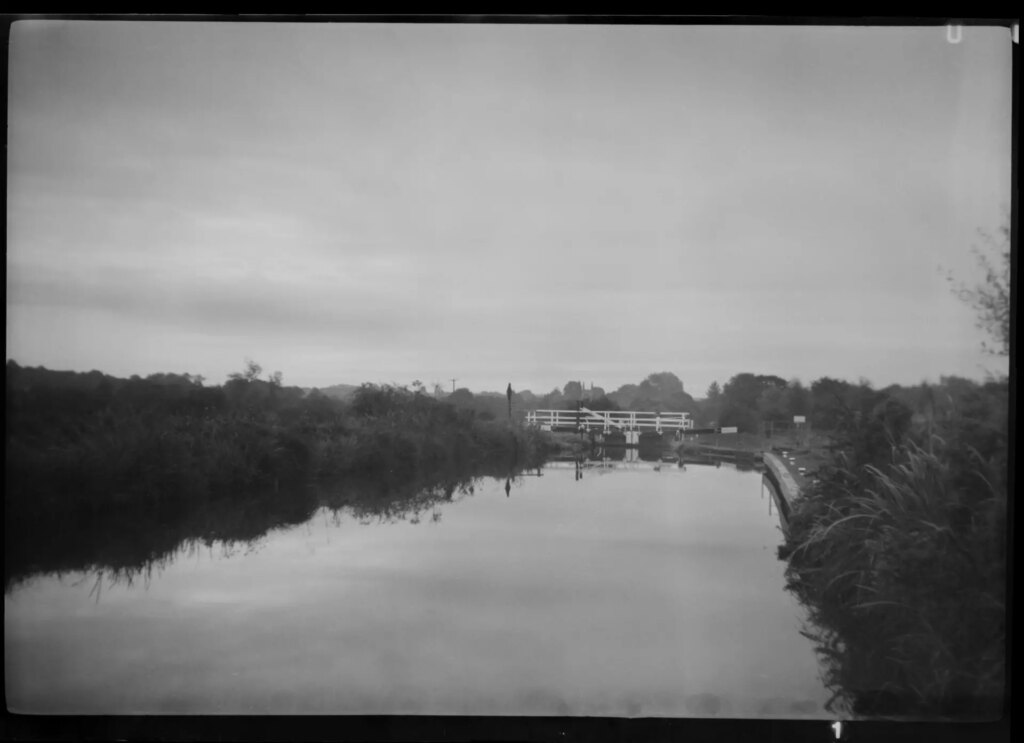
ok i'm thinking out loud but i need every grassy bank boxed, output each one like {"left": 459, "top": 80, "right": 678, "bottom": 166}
{"left": 6, "top": 374, "right": 552, "bottom": 521}
{"left": 5, "top": 372, "right": 554, "bottom": 588}
{"left": 777, "top": 383, "right": 1008, "bottom": 719}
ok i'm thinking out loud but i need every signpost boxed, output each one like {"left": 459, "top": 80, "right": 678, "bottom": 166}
{"left": 794, "top": 415, "right": 808, "bottom": 447}
{"left": 714, "top": 425, "right": 738, "bottom": 447}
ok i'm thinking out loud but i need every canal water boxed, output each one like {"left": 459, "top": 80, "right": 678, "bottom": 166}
{"left": 5, "top": 461, "right": 830, "bottom": 717}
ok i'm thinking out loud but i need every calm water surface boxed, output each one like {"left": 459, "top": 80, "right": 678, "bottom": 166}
{"left": 6, "top": 462, "right": 829, "bottom": 716}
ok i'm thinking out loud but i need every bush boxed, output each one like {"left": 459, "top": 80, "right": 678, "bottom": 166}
{"left": 6, "top": 372, "right": 552, "bottom": 518}
{"left": 782, "top": 432, "right": 1006, "bottom": 718}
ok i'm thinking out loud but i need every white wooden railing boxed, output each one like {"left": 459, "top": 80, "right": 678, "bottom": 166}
{"left": 525, "top": 407, "right": 694, "bottom": 433}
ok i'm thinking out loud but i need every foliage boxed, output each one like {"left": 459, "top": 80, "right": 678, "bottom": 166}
{"left": 695, "top": 381, "right": 723, "bottom": 426}
{"left": 779, "top": 377, "right": 1008, "bottom": 719}
{"left": 605, "top": 372, "right": 695, "bottom": 413}
{"left": 584, "top": 394, "right": 620, "bottom": 411}
{"left": 632, "top": 372, "right": 696, "bottom": 412}
{"left": 946, "top": 221, "right": 1011, "bottom": 358}
{"left": 756, "top": 384, "right": 789, "bottom": 423}
{"left": 606, "top": 383, "right": 638, "bottom": 409}
{"left": 562, "top": 380, "right": 585, "bottom": 400}
{"left": 713, "top": 373, "right": 788, "bottom": 432}
{"left": 228, "top": 358, "right": 263, "bottom": 383}
{"left": 5, "top": 361, "right": 553, "bottom": 561}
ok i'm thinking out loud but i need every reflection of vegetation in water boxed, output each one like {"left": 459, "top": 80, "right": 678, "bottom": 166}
{"left": 5, "top": 364, "right": 552, "bottom": 589}
{"left": 603, "top": 446, "right": 626, "bottom": 462}
{"left": 5, "top": 466, "right": 528, "bottom": 593}
{"left": 5, "top": 483, "right": 320, "bottom": 592}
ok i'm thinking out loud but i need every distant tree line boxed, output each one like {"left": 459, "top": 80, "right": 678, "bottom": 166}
{"left": 501, "top": 372, "right": 698, "bottom": 417}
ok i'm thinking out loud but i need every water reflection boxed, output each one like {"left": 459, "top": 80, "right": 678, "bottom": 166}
{"left": 603, "top": 445, "right": 627, "bottom": 462}
{"left": 562, "top": 446, "right": 763, "bottom": 475}
{"left": 5, "top": 486, "right": 318, "bottom": 594}
{"left": 4, "top": 463, "right": 539, "bottom": 592}
{"left": 6, "top": 462, "right": 829, "bottom": 717}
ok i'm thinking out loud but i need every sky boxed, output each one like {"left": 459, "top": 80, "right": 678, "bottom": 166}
{"left": 6, "top": 21, "right": 1013, "bottom": 396}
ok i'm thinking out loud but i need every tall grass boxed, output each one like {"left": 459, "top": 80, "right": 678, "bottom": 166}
{"left": 781, "top": 435, "right": 1006, "bottom": 719}
{"left": 6, "top": 380, "right": 552, "bottom": 517}
{"left": 5, "top": 379, "right": 553, "bottom": 588}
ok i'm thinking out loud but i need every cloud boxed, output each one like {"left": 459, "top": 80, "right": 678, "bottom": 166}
{"left": 7, "top": 259, "right": 442, "bottom": 347}
{"left": 5, "top": 23, "right": 1011, "bottom": 392}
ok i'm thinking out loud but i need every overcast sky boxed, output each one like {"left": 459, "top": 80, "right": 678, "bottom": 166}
{"left": 6, "top": 21, "right": 1013, "bottom": 396}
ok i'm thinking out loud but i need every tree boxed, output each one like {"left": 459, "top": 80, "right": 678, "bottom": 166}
{"left": 608, "top": 383, "right": 639, "bottom": 409}
{"left": 516, "top": 389, "right": 540, "bottom": 410}
{"left": 229, "top": 359, "right": 262, "bottom": 384}
{"left": 809, "top": 376, "right": 854, "bottom": 430}
{"left": 722, "top": 373, "right": 774, "bottom": 411}
{"left": 448, "top": 388, "right": 475, "bottom": 408}
{"left": 145, "top": 372, "right": 197, "bottom": 388}
{"left": 719, "top": 373, "right": 787, "bottom": 433}
{"left": 562, "top": 381, "right": 584, "bottom": 401}
{"left": 947, "top": 220, "right": 1011, "bottom": 357}
{"left": 757, "top": 385, "right": 788, "bottom": 423}
{"left": 784, "top": 379, "right": 810, "bottom": 417}
{"left": 632, "top": 372, "right": 696, "bottom": 412}
{"left": 585, "top": 394, "right": 620, "bottom": 411}
{"left": 699, "top": 381, "right": 723, "bottom": 426}
{"left": 541, "top": 387, "right": 566, "bottom": 409}
{"left": 718, "top": 402, "right": 761, "bottom": 434}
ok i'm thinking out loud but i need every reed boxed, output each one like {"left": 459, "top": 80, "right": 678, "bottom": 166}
{"left": 6, "top": 381, "right": 552, "bottom": 522}
{"left": 781, "top": 433, "right": 1006, "bottom": 718}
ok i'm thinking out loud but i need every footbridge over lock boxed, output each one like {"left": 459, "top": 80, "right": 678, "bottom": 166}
{"left": 525, "top": 407, "right": 696, "bottom": 435}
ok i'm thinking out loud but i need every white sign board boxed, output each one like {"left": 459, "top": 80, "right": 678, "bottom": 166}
{"left": 793, "top": 416, "right": 806, "bottom": 424}
{"left": 719, "top": 426, "right": 738, "bottom": 434}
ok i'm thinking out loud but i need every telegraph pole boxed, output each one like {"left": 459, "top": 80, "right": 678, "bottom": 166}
{"left": 450, "top": 378, "right": 457, "bottom": 393}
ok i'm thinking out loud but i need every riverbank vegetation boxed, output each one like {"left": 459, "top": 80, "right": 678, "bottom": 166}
{"left": 778, "top": 376, "right": 1008, "bottom": 719}
{"left": 7, "top": 361, "right": 551, "bottom": 504}
{"left": 773, "top": 224, "right": 1010, "bottom": 720}
{"left": 5, "top": 359, "right": 552, "bottom": 586}
{"left": 692, "top": 368, "right": 1008, "bottom": 719}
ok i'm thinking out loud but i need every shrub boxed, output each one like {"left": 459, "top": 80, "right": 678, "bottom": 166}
{"left": 782, "top": 433, "right": 1006, "bottom": 718}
